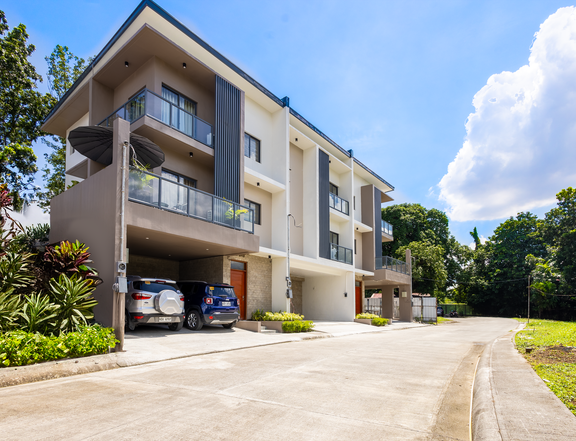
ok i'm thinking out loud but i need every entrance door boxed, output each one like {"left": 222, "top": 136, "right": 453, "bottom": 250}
{"left": 355, "top": 283, "right": 362, "bottom": 315}
{"left": 230, "top": 261, "right": 247, "bottom": 319}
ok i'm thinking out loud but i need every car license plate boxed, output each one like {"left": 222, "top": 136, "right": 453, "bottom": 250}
{"left": 158, "top": 317, "right": 173, "bottom": 322}
{"left": 222, "top": 302, "right": 231, "bottom": 307}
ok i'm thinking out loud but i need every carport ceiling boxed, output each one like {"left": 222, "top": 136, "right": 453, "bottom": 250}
{"left": 127, "top": 225, "right": 251, "bottom": 261}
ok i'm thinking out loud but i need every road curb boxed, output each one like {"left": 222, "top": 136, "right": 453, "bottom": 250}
{"left": 471, "top": 323, "right": 524, "bottom": 440}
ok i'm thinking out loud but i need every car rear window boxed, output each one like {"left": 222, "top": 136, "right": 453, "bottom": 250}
{"left": 206, "top": 286, "right": 236, "bottom": 298}
{"left": 133, "top": 281, "right": 178, "bottom": 293}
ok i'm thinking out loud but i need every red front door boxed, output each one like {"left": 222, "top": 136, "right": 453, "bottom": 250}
{"left": 355, "top": 285, "right": 362, "bottom": 315}
{"left": 231, "top": 268, "right": 247, "bottom": 319}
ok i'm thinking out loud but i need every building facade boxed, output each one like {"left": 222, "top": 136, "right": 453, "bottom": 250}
{"left": 43, "top": 0, "right": 413, "bottom": 329}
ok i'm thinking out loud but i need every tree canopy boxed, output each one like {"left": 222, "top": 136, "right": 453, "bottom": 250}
{"left": 0, "top": 10, "right": 53, "bottom": 210}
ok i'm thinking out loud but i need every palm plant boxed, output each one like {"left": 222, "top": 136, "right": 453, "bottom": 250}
{"left": 18, "top": 293, "right": 58, "bottom": 334}
{"left": 49, "top": 274, "right": 98, "bottom": 333}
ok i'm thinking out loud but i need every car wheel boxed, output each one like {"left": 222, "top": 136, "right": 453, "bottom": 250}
{"left": 125, "top": 311, "right": 136, "bottom": 332}
{"left": 168, "top": 320, "right": 184, "bottom": 331}
{"left": 222, "top": 322, "right": 236, "bottom": 329}
{"left": 185, "top": 310, "right": 203, "bottom": 331}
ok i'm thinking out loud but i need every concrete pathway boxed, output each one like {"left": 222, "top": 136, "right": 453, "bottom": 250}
{"left": 473, "top": 326, "right": 576, "bottom": 440}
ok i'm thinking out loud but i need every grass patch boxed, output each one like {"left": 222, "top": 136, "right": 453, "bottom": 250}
{"left": 436, "top": 317, "right": 452, "bottom": 324}
{"left": 515, "top": 319, "right": 576, "bottom": 416}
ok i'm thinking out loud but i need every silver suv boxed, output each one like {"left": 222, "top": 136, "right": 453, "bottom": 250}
{"left": 125, "top": 276, "right": 185, "bottom": 332}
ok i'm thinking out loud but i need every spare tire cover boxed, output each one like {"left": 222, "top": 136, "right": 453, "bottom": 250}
{"left": 155, "top": 290, "right": 182, "bottom": 315}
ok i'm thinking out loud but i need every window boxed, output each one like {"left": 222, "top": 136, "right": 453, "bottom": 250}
{"left": 330, "top": 231, "right": 339, "bottom": 245}
{"left": 162, "top": 169, "right": 196, "bottom": 188}
{"left": 354, "top": 239, "right": 357, "bottom": 255}
{"left": 353, "top": 196, "right": 356, "bottom": 210}
{"left": 244, "top": 199, "right": 261, "bottom": 225}
{"left": 329, "top": 183, "right": 338, "bottom": 195}
{"left": 161, "top": 169, "right": 196, "bottom": 213}
{"left": 161, "top": 86, "right": 197, "bottom": 136}
{"left": 231, "top": 261, "right": 246, "bottom": 271}
{"left": 244, "top": 133, "right": 260, "bottom": 162}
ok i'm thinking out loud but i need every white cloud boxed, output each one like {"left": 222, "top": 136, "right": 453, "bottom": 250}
{"left": 469, "top": 236, "right": 487, "bottom": 250}
{"left": 10, "top": 204, "right": 50, "bottom": 229}
{"left": 438, "top": 7, "right": 576, "bottom": 221}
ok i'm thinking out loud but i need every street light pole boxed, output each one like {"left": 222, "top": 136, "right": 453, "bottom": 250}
{"left": 527, "top": 275, "right": 531, "bottom": 325}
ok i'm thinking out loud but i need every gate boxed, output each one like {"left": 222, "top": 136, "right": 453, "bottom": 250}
{"left": 365, "top": 297, "right": 382, "bottom": 316}
{"left": 412, "top": 296, "right": 437, "bottom": 323}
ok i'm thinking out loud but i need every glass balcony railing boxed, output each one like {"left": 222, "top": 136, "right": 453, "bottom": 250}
{"left": 128, "top": 167, "right": 254, "bottom": 234}
{"left": 330, "top": 243, "right": 353, "bottom": 265}
{"left": 375, "top": 256, "right": 409, "bottom": 274}
{"left": 382, "top": 220, "right": 393, "bottom": 236}
{"left": 329, "top": 192, "right": 349, "bottom": 215}
{"left": 98, "top": 89, "right": 213, "bottom": 147}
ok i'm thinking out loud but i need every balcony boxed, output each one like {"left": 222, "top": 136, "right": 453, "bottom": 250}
{"left": 330, "top": 243, "right": 353, "bottom": 265}
{"left": 128, "top": 167, "right": 254, "bottom": 234}
{"left": 98, "top": 89, "right": 214, "bottom": 147}
{"left": 382, "top": 220, "right": 393, "bottom": 237}
{"left": 376, "top": 256, "right": 409, "bottom": 274}
{"left": 329, "top": 193, "right": 349, "bottom": 215}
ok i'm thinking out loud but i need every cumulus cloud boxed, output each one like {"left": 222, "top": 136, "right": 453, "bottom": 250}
{"left": 438, "top": 7, "right": 576, "bottom": 221}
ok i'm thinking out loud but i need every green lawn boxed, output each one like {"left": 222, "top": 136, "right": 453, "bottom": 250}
{"left": 514, "top": 319, "right": 576, "bottom": 416}
{"left": 436, "top": 317, "right": 452, "bottom": 324}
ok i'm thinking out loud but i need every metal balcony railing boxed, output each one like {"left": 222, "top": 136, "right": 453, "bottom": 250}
{"left": 128, "top": 167, "right": 254, "bottom": 234}
{"left": 375, "top": 256, "right": 409, "bottom": 274}
{"left": 330, "top": 243, "right": 353, "bottom": 265}
{"left": 382, "top": 220, "right": 393, "bottom": 236}
{"left": 329, "top": 192, "right": 349, "bottom": 215}
{"left": 98, "top": 88, "right": 214, "bottom": 147}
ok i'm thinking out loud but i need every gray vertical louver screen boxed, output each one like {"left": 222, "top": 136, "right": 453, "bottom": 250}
{"left": 319, "top": 150, "right": 330, "bottom": 259}
{"left": 214, "top": 76, "right": 241, "bottom": 203}
{"left": 374, "top": 187, "right": 382, "bottom": 260}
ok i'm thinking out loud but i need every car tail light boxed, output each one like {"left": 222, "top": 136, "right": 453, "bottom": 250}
{"left": 134, "top": 315, "right": 144, "bottom": 320}
{"left": 179, "top": 295, "right": 184, "bottom": 301}
{"left": 204, "top": 297, "right": 213, "bottom": 305}
{"left": 209, "top": 316, "right": 214, "bottom": 320}
{"left": 131, "top": 293, "right": 152, "bottom": 300}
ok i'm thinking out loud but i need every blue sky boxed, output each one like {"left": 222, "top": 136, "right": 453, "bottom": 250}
{"left": 4, "top": 0, "right": 575, "bottom": 244}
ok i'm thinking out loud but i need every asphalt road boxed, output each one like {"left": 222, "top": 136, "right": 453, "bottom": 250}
{"left": 0, "top": 317, "right": 516, "bottom": 441}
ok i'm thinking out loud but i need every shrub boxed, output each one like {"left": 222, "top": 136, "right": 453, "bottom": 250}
{"left": 252, "top": 310, "right": 305, "bottom": 321}
{"left": 371, "top": 318, "right": 389, "bottom": 326}
{"left": 0, "top": 325, "right": 118, "bottom": 367}
{"left": 282, "top": 320, "right": 315, "bottom": 333}
{"left": 356, "top": 313, "right": 379, "bottom": 319}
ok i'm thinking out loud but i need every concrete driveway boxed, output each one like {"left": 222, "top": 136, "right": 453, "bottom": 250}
{"left": 0, "top": 317, "right": 515, "bottom": 440}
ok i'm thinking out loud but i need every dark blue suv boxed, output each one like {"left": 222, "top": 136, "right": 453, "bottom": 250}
{"left": 177, "top": 281, "right": 240, "bottom": 330}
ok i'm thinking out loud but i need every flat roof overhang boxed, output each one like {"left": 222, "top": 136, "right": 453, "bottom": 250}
{"left": 364, "top": 268, "right": 412, "bottom": 287}
{"left": 126, "top": 202, "right": 259, "bottom": 261}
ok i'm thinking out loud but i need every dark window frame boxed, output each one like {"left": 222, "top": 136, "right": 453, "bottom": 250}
{"left": 330, "top": 231, "right": 339, "bottom": 245}
{"left": 161, "top": 168, "right": 197, "bottom": 188}
{"left": 161, "top": 84, "right": 198, "bottom": 115}
{"left": 244, "top": 133, "right": 261, "bottom": 163}
{"left": 329, "top": 183, "right": 338, "bottom": 196}
{"left": 244, "top": 199, "right": 261, "bottom": 225}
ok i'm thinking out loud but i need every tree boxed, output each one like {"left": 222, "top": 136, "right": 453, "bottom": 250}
{"left": 540, "top": 187, "right": 576, "bottom": 291}
{"left": 397, "top": 241, "right": 447, "bottom": 298}
{"left": 0, "top": 11, "right": 53, "bottom": 210}
{"left": 38, "top": 45, "right": 90, "bottom": 209}
{"left": 467, "top": 212, "right": 546, "bottom": 316}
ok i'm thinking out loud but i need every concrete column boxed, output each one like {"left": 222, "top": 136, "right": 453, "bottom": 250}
{"left": 398, "top": 248, "right": 413, "bottom": 322}
{"left": 112, "top": 118, "right": 130, "bottom": 351}
{"left": 399, "top": 284, "right": 413, "bottom": 322}
{"left": 381, "top": 286, "right": 395, "bottom": 321}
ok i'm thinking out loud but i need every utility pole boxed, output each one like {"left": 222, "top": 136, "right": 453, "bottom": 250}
{"left": 527, "top": 275, "right": 531, "bottom": 325}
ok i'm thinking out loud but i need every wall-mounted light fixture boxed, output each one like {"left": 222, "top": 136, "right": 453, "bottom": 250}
{"left": 344, "top": 292, "right": 348, "bottom": 297}
{"left": 189, "top": 152, "right": 193, "bottom": 157}
{"left": 268, "top": 255, "right": 271, "bottom": 259}
{"left": 257, "top": 182, "right": 260, "bottom": 187}
{"left": 125, "top": 61, "right": 129, "bottom": 68}
{"left": 295, "top": 138, "right": 298, "bottom": 142}
{"left": 183, "top": 62, "right": 187, "bottom": 69}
